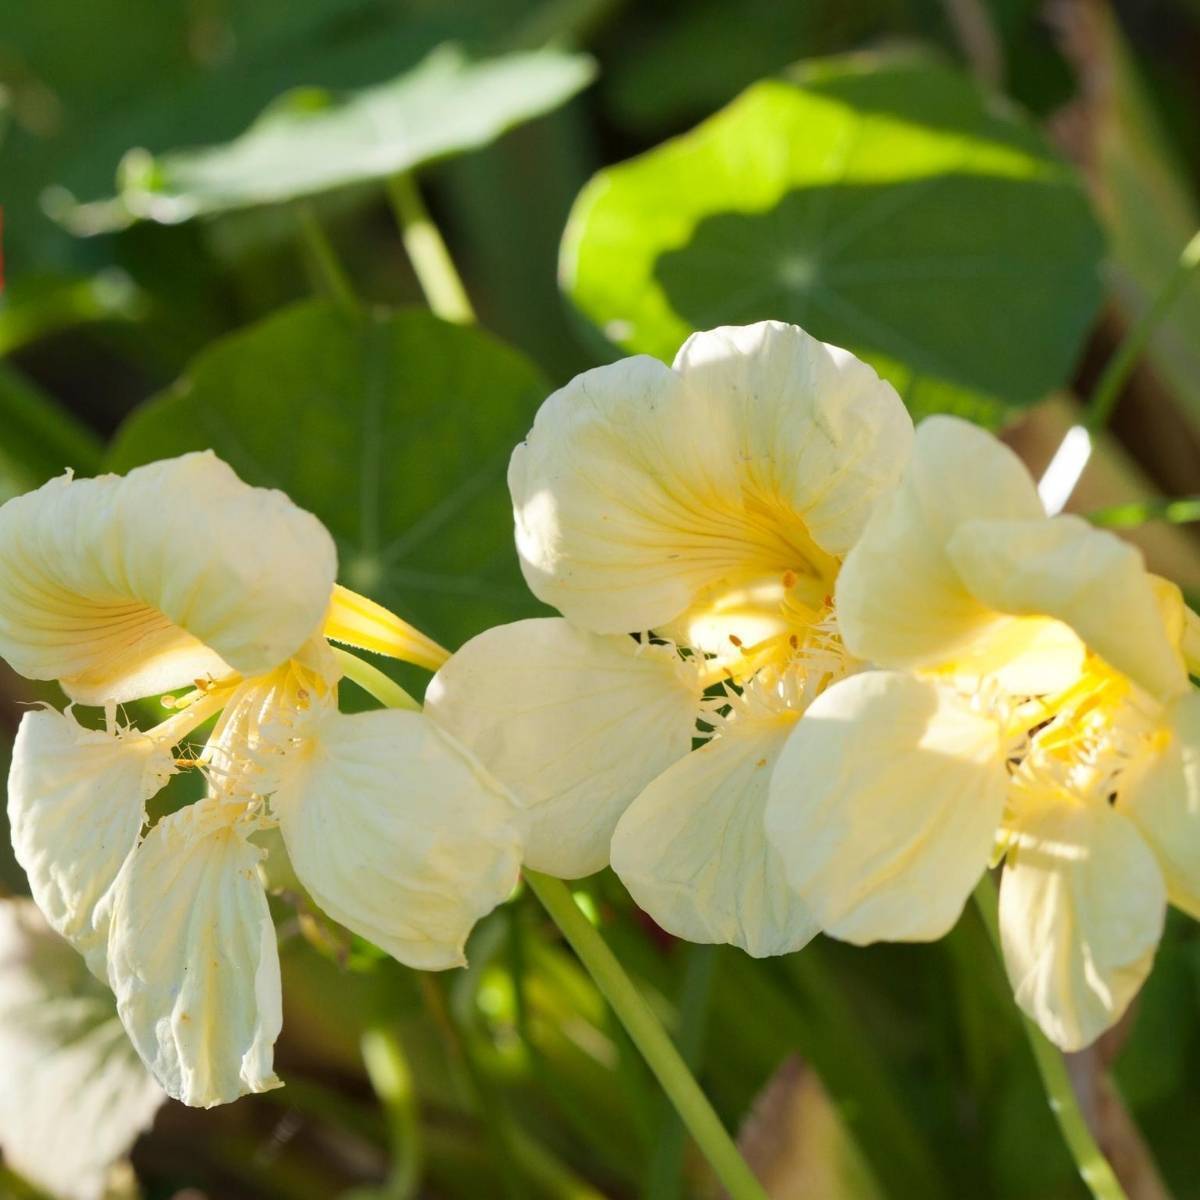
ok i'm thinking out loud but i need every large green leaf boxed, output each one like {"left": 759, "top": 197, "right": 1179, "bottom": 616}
{"left": 92, "top": 44, "right": 594, "bottom": 227}
{"left": 108, "top": 302, "right": 548, "bottom": 650}
{"left": 563, "top": 53, "right": 1104, "bottom": 426}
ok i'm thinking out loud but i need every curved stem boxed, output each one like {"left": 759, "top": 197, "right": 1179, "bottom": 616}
{"left": 646, "top": 943, "right": 718, "bottom": 1200}
{"left": 386, "top": 172, "right": 477, "bottom": 324}
{"left": 524, "top": 870, "right": 768, "bottom": 1200}
{"left": 332, "top": 647, "right": 421, "bottom": 712}
{"left": 972, "top": 874, "right": 1128, "bottom": 1200}
{"left": 361, "top": 1026, "right": 422, "bottom": 1200}
{"left": 295, "top": 202, "right": 358, "bottom": 313}
{"left": 1086, "top": 226, "right": 1200, "bottom": 432}
{"left": 1088, "top": 494, "right": 1200, "bottom": 529}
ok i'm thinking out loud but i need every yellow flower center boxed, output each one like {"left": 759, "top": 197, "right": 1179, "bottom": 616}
{"left": 1005, "top": 656, "right": 1168, "bottom": 811}
{"left": 658, "top": 508, "right": 855, "bottom": 713}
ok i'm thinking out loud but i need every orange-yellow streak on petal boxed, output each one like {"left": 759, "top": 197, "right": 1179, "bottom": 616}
{"left": 323, "top": 584, "right": 449, "bottom": 671}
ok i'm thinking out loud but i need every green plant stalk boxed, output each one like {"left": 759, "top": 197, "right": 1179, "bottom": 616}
{"left": 386, "top": 173, "right": 477, "bottom": 324}
{"left": 295, "top": 202, "right": 359, "bottom": 313}
{"left": 524, "top": 871, "right": 769, "bottom": 1200}
{"left": 419, "top": 973, "right": 526, "bottom": 1200}
{"left": 1088, "top": 494, "right": 1200, "bottom": 528}
{"left": 361, "top": 1026, "right": 422, "bottom": 1200}
{"left": 972, "top": 874, "right": 1128, "bottom": 1200}
{"left": 332, "top": 648, "right": 421, "bottom": 711}
{"left": 645, "top": 943, "right": 718, "bottom": 1200}
{"left": 350, "top": 622, "right": 763, "bottom": 1197}
{"left": 1087, "top": 226, "right": 1200, "bottom": 432}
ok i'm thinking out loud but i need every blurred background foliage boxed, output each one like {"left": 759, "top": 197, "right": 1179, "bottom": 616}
{"left": 1, "top": 0, "right": 1199, "bottom": 1197}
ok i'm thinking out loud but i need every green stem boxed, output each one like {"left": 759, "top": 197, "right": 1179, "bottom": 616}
{"left": 972, "top": 875, "right": 1128, "bottom": 1200}
{"left": 1086, "top": 227, "right": 1200, "bottom": 432}
{"left": 646, "top": 943, "right": 718, "bottom": 1200}
{"left": 419, "top": 974, "right": 526, "bottom": 1200}
{"left": 1088, "top": 494, "right": 1200, "bottom": 529}
{"left": 332, "top": 647, "right": 421, "bottom": 711}
{"left": 524, "top": 870, "right": 768, "bottom": 1200}
{"left": 362, "top": 1026, "right": 422, "bottom": 1200}
{"left": 385, "top": 172, "right": 477, "bottom": 324}
{"left": 295, "top": 202, "right": 358, "bottom": 312}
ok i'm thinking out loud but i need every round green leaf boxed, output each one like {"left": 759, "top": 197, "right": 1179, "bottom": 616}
{"left": 562, "top": 54, "right": 1105, "bottom": 425}
{"left": 108, "top": 301, "right": 548, "bottom": 650}
{"left": 106, "top": 44, "right": 595, "bottom": 224}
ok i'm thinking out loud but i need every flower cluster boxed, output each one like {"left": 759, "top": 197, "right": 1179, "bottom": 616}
{"left": 430, "top": 320, "right": 1200, "bottom": 1052}
{"left": 1, "top": 453, "right": 522, "bottom": 1107}
{"left": 3, "top": 321, "right": 1197, "bottom": 1117}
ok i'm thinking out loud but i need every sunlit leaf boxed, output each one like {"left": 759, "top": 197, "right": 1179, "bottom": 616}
{"left": 108, "top": 301, "right": 547, "bottom": 650}
{"left": 563, "top": 52, "right": 1104, "bottom": 426}
{"left": 82, "top": 45, "right": 594, "bottom": 228}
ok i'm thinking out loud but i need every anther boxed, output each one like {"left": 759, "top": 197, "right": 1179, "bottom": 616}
{"left": 782, "top": 570, "right": 798, "bottom": 590}
{"left": 729, "top": 634, "right": 743, "bottom": 649}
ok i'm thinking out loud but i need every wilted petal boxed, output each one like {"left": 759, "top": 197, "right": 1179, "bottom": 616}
{"left": 510, "top": 323, "right": 908, "bottom": 636}
{"left": 1122, "top": 691, "right": 1200, "bottom": 919}
{"left": 836, "top": 415, "right": 1045, "bottom": 673}
{"left": 108, "top": 801, "right": 282, "bottom": 1107}
{"left": 0, "top": 899, "right": 164, "bottom": 1200}
{"left": 426, "top": 618, "right": 701, "bottom": 878}
{"left": 0, "top": 452, "right": 336, "bottom": 703}
{"left": 948, "top": 514, "right": 1187, "bottom": 701}
{"left": 612, "top": 709, "right": 817, "bottom": 957}
{"left": 8, "top": 707, "right": 175, "bottom": 976}
{"left": 765, "top": 671, "right": 1006, "bottom": 943}
{"left": 273, "top": 709, "right": 522, "bottom": 970}
{"left": 999, "top": 795, "right": 1165, "bottom": 1051}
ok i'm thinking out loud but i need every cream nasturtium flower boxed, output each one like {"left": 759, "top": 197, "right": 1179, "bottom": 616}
{"left": 765, "top": 415, "right": 1200, "bottom": 1051}
{"left": 428, "top": 322, "right": 912, "bottom": 956}
{"left": 2, "top": 452, "right": 522, "bottom": 1107}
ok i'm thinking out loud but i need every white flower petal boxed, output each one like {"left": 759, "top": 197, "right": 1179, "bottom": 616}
{"left": 672, "top": 323, "right": 912, "bottom": 557}
{"left": 612, "top": 710, "right": 817, "bottom": 957}
{"left": 1122, "top": 691, "right": 1200, "bottom": 919}
{"left": 273, "top": 709, "right": 522, "bottom": 970}
{"left": 0, "top": 452, "right": 337, "bottom": 703}
{"left": 510, "top": 323, "right": 909, "bottom": 635}
{"left": 948, "top": 514, "right": 1188, "bottom": 700}
{"left": 764, "top": 671, "right": 1007, "bottom": 943}
{"left": 836, "top": 415, "right": 1044, "bottom": 672}
{"left": 108, "top": 802, "right": 282, "bottom": 1108}
{"left": 0, "top": 900, "right": 164, "bottom": 1200}
{"left": 953, "top": 615, "right": 1085, "bottom": 698}
{"left": 8, "top": 707, "right": 175, "bottom": 977}
{"left": 425, "top": 618, "right": 701, "bottom": 878}
{"left": 999, "top": 796, "right": 1165, "bottom": 1051}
